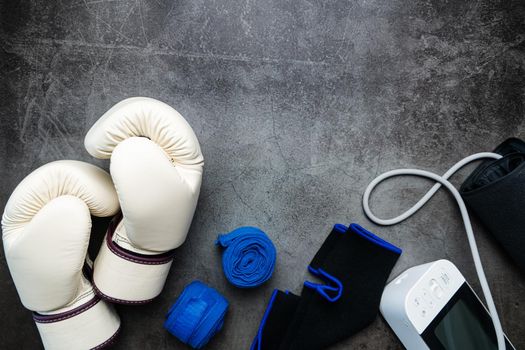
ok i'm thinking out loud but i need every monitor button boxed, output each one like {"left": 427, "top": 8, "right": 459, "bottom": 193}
{"left": 413, "top": 296, "right": 422, "bottom": 307}
{"left": 422, "top": 289, "right": 433, "bottom": 303}
{"left": 432, "top": 286, "right": 444, "bottom": 299}
{"left": 439, "top": 270, "right": 451, "bottom": 287}
{"left": 429, "top": 279, "right": 444, "bottom": 299}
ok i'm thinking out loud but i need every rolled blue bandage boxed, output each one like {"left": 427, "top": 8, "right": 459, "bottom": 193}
{"left": 216, "top": 226, "right": 277, "bottom": 288}
{"left": 164, "top": 281, "right": 228, "bottom": 349}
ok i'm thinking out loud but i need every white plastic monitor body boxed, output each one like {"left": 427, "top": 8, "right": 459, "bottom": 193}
{"left": 380, "top": 260, "right": 515, "bottom": 350}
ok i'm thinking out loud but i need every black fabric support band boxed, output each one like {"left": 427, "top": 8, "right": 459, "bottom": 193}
{"left": 251, "top": 290, "right": 301, "bottom": 350}
{"left": 460, "top": 137, "right": 525, "bottom": 273}
{"left": 251, "top": 224, "right": 401, "bottom": 350}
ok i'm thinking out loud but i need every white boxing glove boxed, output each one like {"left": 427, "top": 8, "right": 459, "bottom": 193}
{"left": 84, "top": 97, "right": 204, "bottom": 304}
{"left": 2, "top": 160, "right": 121, "bottom": 350}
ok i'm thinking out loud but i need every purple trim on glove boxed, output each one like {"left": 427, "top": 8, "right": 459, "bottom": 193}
{"left": 105, "top": 213, "right": 175, "bottom": 265}
{"left": 33, "top": 296, "right": 101, "bottom": 323}
{"left": 92, "top": 282, "right": 156, "bottom": 305}
{"left": 91, "top": 326, "right": 121, "bottom": 350}
{"left": 33, "top": 295, "right": 121, "bottom": 349}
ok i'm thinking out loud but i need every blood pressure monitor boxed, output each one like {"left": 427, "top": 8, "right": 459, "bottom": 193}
{"left": 380, "top": 260, "right": 515, "bottom": 349}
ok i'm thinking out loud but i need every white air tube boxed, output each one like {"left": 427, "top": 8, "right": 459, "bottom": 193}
{"left": 362, "top": 152, "right": 505, "bottom": 350}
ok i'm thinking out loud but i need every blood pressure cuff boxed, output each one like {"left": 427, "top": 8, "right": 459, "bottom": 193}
{"left": 460, "top": 137, "right": 525, "bottom": 273}
{"left": 251, "top": 224, "right": 401, "bottom": 350}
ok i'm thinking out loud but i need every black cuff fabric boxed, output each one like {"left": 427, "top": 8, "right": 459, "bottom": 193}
{"left": 251, "top": 290, "right": 300, "bottom": 350}
{"left": 251, "top": 224, "right": 401, "bottom": 350}
{"left": 460, "top": 138, "right": 525, "bottom": 272}
{"left": 280, "top": 224, "right": 401, "bottom": 350}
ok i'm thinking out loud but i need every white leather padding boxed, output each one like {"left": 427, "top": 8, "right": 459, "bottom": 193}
{"left": 84, "top": 97, "right": 203, "bottom": 253}
{"left": 84, "top": 97, "right": 203, "bottom": 169}
{"left": 2, "top": 160, "right": 119, "bottom": 234}
{"left": 85, "top": 97, "right": 203, "bottom": 302}
{"left": 6, "top": 196, "right": 91, "bottom": 311}
{"left": 2, "top": 160, "right": 121, "bottom": 349}
{"left": 36, "top": 296, "right": 120, "bottom": 350}
{"left": 94, "top": 233, "right": 173, "bottom": 303}
{"left": 2, "top": 161, "right": 119, "bottom": 311}
{"left": 111, "top": 137, "right": 199, "bottom": 252}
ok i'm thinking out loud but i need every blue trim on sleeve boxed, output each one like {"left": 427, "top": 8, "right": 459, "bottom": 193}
{"left": 304, "top": 266, "right": 343, "bottom": 302}
{"left": 334, "top": 223, "right": 348, "bottom": 234}
{"left": 250, "top": 289, "right": 279, "bottom": 350}
{"left": 349, "top": 223, "right": 402, "bottom": 254}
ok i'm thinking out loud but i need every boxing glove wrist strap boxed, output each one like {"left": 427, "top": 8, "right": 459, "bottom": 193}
{"left": 34, "top": 295, "right": 120, "bottom": 350}
{"left": 93, "top": 215, "right": 174, "bottom": 304}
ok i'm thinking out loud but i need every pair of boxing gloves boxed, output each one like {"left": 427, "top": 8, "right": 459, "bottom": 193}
{"left": 2, "top": 97, "right": 204, "bottom": 349}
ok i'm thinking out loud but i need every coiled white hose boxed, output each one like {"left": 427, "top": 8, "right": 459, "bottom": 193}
{"left": 362, "top": 152, "right": 505, "bottom": 350}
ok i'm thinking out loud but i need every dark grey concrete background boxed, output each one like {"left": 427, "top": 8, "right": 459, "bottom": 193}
{"left": 1, "top": 0, "right": 525, "bottom": 349}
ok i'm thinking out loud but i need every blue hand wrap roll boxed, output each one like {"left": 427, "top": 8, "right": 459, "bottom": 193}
{"left": 216, "top": 226, "right": 277, "bottom": 288}
{"left": 164, "top": 281, "right": 229, "bottom": 349}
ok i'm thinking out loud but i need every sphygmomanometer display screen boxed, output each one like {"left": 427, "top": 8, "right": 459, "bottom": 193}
{"left": 422, "top": 283, "right": 513, "bottom": 350}
{"left": 434, "top": 299, "right": 495, "bottom": 350}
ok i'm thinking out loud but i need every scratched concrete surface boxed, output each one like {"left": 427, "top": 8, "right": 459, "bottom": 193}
{"left": 1, "top": 0, "right": 525, "bottom": 349}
